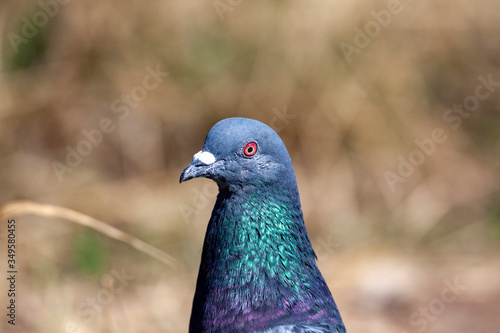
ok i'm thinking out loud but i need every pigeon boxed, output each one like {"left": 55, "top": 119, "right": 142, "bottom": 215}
{"left": 180, "top": 118, "right": 346, "bottom": 333}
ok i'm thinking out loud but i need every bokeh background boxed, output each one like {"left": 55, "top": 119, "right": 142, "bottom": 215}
{"left": 1, "top": 0, "right": 500, "bottom": 332}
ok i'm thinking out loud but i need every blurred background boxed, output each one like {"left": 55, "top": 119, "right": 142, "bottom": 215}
{"left": 1, "top": 0, "right": 499, "bottom": 332}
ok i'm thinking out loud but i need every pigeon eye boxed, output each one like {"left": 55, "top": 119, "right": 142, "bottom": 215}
{"left": 243, "top": 142, "right": 257, "bottom": 157}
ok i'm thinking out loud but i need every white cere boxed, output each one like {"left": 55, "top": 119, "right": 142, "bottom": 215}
{"left": 194, "top": 150, "right": 216, "bottom": 165}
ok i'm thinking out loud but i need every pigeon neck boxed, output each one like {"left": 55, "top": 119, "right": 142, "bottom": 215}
{"left": 209, "top": 183, "right": 310, "bottom": 260}
{"left": 191, "top": 182, "right": 331, "bottom": 331}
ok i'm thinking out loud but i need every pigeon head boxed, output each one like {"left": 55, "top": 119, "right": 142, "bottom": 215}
{"left": 180, "top": 117, "right": 295, "bottom": 191}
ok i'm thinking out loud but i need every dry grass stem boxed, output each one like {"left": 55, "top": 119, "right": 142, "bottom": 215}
{"left": 0, "top": 200, "right": 177, "bottom": 269}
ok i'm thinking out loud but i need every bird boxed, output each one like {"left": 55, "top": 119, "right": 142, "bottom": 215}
{"left": 180, "top": 117, "right": 346, "bottom": 333}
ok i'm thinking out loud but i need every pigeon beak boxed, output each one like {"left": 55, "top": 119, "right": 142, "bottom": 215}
{"left": 179, "top": 150, "right": 217, "bottom": 183}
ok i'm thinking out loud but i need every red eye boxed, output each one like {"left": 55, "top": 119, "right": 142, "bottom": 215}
{"left": 243, "top": 142, "right": 257, "bottom": 156}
